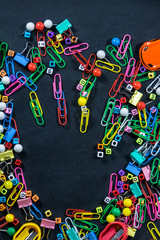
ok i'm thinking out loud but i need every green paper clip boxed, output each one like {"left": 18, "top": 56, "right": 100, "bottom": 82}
{"left": 101, "top": 97, "right": 116, "bottom": 127}
{"left": 0, "top": 42, "right": 8, "bottom": 69}
{"left": 100, "top": 199, "right": 117, "bottom": 223}
{"left": 26, "top": 64, "right": 46, "bottom": 86}
{"left": 31, "top": 47, "right": 42, "bottom": 65}
{"left": 80, "top": 75, "right": 97, "bottom": 98}
{"left": 139, "top": 198, "right": 147, "bottom": 224}
{"left": 106, "top": 45, "right": 127, "bottom": 67}
{"left": 73, "top": 220, "right": 99, "bottom": 236}
{"left": 46, "top": 46, "right": 66, "bottom": 68}
{"left": 150, "top": 158, "right": 160, "bottom": 184}
{"left": 130, "top": 71, "right": 156, "bottom": 83}
{"left": 29, "top": 100, "right": 44, "bottom": 126}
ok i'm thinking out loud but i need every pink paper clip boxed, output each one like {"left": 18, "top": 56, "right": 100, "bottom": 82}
{"left": 124, "top": 58, "right": 136, "bottom": 83}
{"left": 141, "top": 165, "right": 151, "bottom": 181}
{"left": 4, "top": 76, "right": 26, "bottom": 96}
{"left": 154, "top": 193, "right": 160, "bottom": 219}
{"left": 64, "top": 43, "right": 89, "bottom": 56}
{"left": 146, "top": 198, "right": 157, "bottom": 221}
{"left": 17, "top": 197, "right": 32, "bottom": 208}
{"left": 116, "top": 34, "right": 131, "bottom": 59}
{"left": 40, "top": 218, "right": 55, "bottom": 229}
{"left": 15, "top": 167, "right": 27, "bottom": 192}
{"left": 53, "top": 73, "right": 62, "bottom": 100}
{"left": 37, "top": 30, "right": 46, "bottom": 57}
{"left": 108, "top": 173, "right": 118, "bottom": 199}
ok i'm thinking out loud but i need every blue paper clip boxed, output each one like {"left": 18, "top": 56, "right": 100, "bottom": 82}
{"left": 57, "top": 91, "right": 67, "bottom": 116}
{"left": 5, "top": 56, "right": 15, "bottom": 77}
{"left": 145, "top": 107, "right": 158, "bottom": 134}
{"left": 27, "top": 203, "right": 43, "bottom": 220}
{"left": 3, "top": 102, "right": 13, "bottom": 130}
{"left": 16, "top": 71, "right": 37, "bottom": 92}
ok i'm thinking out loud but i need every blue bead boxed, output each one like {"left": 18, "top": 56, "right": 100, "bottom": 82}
{"left": 111, "top": 37, "right": 121, "bottom": 47}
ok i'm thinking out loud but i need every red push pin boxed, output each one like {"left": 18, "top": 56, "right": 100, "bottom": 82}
{"left": 132, "top": 81, "right": 141, "bottom": 90}
{"left": 137, "top": 101, "right": 146, "bottom": 110}
{"left": 35, "top": 22, "right": 44, "bottom": 31}
{"left": 93, "top": 68, "right": 102, "bottom": 77}
{"left": 28, "top": 63, "right": 37, "bottom": 72}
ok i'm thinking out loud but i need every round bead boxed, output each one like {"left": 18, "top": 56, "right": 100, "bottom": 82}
{"left": 156, "top": 87, "right": 160, "bottom": 96}
{"left": 0, "top": 102, "right": 6, "bottom": 111}
{"left": 106, "top": 214, "right": 115, "bottom": 223}
{"left": 96, "top": 50, "right": 106, "bottom": 59}
{"left": 93, "top": 68, "right": 102, "bottom": 77}
{"left": 5, "top": 214, "right": 14, "bottom": 223}
{"left": 26, "top": 22, "right": 35, "bottom": 31}
{"left": 78, "top": 97, "right": 87, "bottom": 107}
{"left": 2, "top": 76, "right": 10, "bottom": 85}
{"left": 14, "top": 144, "right": 23, "bottom": 153}
{"left": 137, "top": 101, "right": 146, "bottom": 110}
{"left": 123, "top": 207, "right": 131, "bottom": 216}
{"left": 35, "top": 22, "right": 44, "bottom": 31}
{"left": 7, "top": 227, "right": 16, "bottom": 236}
{"left": 111, "top": 37, "right": 121, "bottom": 47}
{"left": 157, "top": 102, "right": 160, "bottom": 110}
{"left": 120, "top": 108, "right": 129, "bottom": 116}
{"left": 111, "top": 207, "right": 121, "bottom": 217}
{"left": 0, "top": 144, "right": 5, "bottom": 153}
{"left": 0, "top": 124, "right": 4, "bottom": 133}
{"left": 28, "top": 63, "right": 37, "bottom": 72}
{"left": 123, "top": 198, "right": 132, "bottom": 207}
{"left": 0, "top": 111, "right": 5, "bottom": 120}
{"left": 44, "top": 19, "right": 53, "bottom": 29}
{"left": 5, "top": 180, "right": 13, "bottom": 190}
{"left": 132, "top": 81, "right": 141, "bottom": 90}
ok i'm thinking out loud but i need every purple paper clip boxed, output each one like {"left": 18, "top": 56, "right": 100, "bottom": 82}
{"left": 116, "top": 34, "right": 131, "bottom": 59}
{"left": 64, "top": 43, "right": 89, "bottom": 56}
{"left": 15, "top": 167, "right": 27, "bottom": 192}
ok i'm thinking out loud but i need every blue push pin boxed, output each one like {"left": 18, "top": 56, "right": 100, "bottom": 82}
{"left": 111, "top": 37, "right": 121, "bottom": 47}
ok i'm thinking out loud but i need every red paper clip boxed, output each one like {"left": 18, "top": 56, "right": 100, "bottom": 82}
{"left": 37, "top": 30, "right": 46, "bottom": 57}
{"left": 109, "top": 73, "right": 125, "bottom": 98}
{"left": 140, "top": 180, "right": 155, "bottom": 204}
{"left": 130, "top": 61, "right": 141, "bottom": 84}
{"left": 57, "top": 98, "right": 67, "bottom": 126}
{"left": 72, "top": 50, "right": 92, "bottom": 72}
{"left": 11, "top": 118, "right": 20, "bottom": 143}
{"left": 0, "top": 216, "right": 8, "bottom": 229}
{"left": 82, "top": 53, "right": 97, "bottom": 80}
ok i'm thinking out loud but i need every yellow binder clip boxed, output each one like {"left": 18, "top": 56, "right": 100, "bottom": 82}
{"left": 13, "top": 222, "right": 41, "bottom": 240}
{"left": 102, "top": 122, "right": 120, "bottom": 146}
{"left": 95, "top": 60, "right": 121, "bottom": 73}
{"left": 0, "top": 150, "right": 14, "bottom": 162}
{"left": 147, "top": 222, "right": 160, "bottom": 240}
{"left": 80, "top": 107, "right": 90, "bottom": 133}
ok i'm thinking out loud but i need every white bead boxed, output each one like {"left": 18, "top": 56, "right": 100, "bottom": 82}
{"left": 156, "top": 87, "right": 160, "bottom": 96}
{"left": 0, "top": 125, "right": 4, "bottom": 133}
{"left": 96, "top": 50, "right": 106, "bottom": 59}
{"left": 26, "top": 22, "right": 35, "bottom": 31}
{"left": 120, "top": 108, "right": 129, "bottom": 116}
{"left": 2, "top": 76, "right": 10, "bottom": 85}
{"left": 0, "top": 102, "right": 6, "bottom": 111}
{"left": 14, "top": 144, "right": 23, "bottom": 153}
{"left": 0, "top": 111, "right": 5, "bottom": 120}
{"left": 0, "top": 144, "right": 5, "bottom": 153}
{"left": 44, "top": 19, "right": 53, "bottom": 29}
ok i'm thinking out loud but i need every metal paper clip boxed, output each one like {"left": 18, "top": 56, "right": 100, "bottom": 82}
{"left": 5, "top": 56, "right": 15, "bottom": 77}
{"left": 108, "top": 173, "right": 118, "bottom": 199}
{"left": 146, "top": 73, "right": 160, "bottom": 93}
{"left": 16, "top": 71, "right": 37, "bottom": 92}
{"left": 7, "top": 182, "right": 23, "bottom": 207}
{"left": 133, "top": 203, "right": 143, "bottom": 229}
{"left": 116, "top": 34, "right": 131, "bottom": 59}
{"left": 64, "top": 43, "right": 89, "bottom": 56}
{"left": 46, "top": 46, "right": 66, "bottom": 68}
{"left": 106, "top": 45, "right": 127, "bottom": 66}
{"left": 15, "top": 167, "right": 27, "bottom": 192}
{"left": 4, "top": 76, "right": 26, "bottom": 96}
{"left": 124, "top": 58, "right": 136, "bottom": 83}
{"left": 80, "top": 107, "right": 90, "bottom": 133}
{"left": 80, "top": 75, "right": 97, "bottom": 98}
{"left": 0, "top": 42, "right": 8, "bottom": 69}
{"left": 95, "top": 60, "right": 121, "bottom": 73}
{"left": 37, "top": 30, "right": 46, "bottom": 57}
{"left": 14, "top": 42, "right": 34, "bottom": 67}
{"left": 150, "top": 141, "right": 160, "bottom": 156}
{"left": 147, "top": 222, "right": 160, "bottom": 240}
{"left": 109, "top": 73, "right": 125, "bottom": 98}
{"left": 118, "top": 113, "right": 133, "bottom": 136}
{"left": 101, "top": 97, "right": 116, "bottom": 127}
{"left": 17, "top": 197, "right": 34, "bottom": 221}
{"left": 65, "top": 217, "right": 80, "bottom": 236}
{"left": 3, "top": 101, "right": 13, "bottom": 130}
{"left": 53, "top": 73, "right": 63, "bottom": 100}
{"left": 26, "top": 64, "right": 46, "bottom": 86}
{"left": 102, "top": 122, "right": 120, "bottom": 146}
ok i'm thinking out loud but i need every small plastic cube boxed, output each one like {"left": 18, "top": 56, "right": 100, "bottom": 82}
{"left": 96, "top": 206, "right": 103, "bottom": 213}
{"left": 49, "top": 61, "right": 55, "bottom": 68}
{"left": 97, "top": 151, "right": 104, "bottom": 158}
{"left": 126, "top": 84, "right": 133, "bottom": 91}
{"left": 76, "top": 84, "right": 83, "bottom": 91}
{"left": 24, "top": 31, "right": 31, "bottom": 38}
{"left": 8, "top": 50, "right": 15, "bottom": 57}
{"left": 32, "top": 194, "right": 39, "bottom": 202}
{"left": 111, "top": 140, "right": 118, "bottom": 147}
{"left": 79, "top": 79, "right": 86, "bottom": 86}
{"left": 136, "top": 138, "right": 143, "bottom": 145}
{"left": 149, "top": 93, "right": 156, "bottom": 100}
{"left": 45, "top": 210, "right": 52, "bottom": 217}
{"left": 46, "top": 68, "right": 53, "bottom": 75}
{"left": 105, "top": 148, "right": 112, "bottom": 155}
{"left": 97, "top": 143, "right": 104, "bottom": 150}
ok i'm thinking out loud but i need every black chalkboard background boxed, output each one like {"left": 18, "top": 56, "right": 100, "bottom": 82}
{"left": 0, "top": 0, "right": 160, "bottom": 239}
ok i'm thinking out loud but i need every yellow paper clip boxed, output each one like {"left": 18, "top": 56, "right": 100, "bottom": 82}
{"left": 0, "top": 175, "right": 6, "bottom": 192}
{"left": 147, "top": 222, "right": 160, "bottom": 240}
{"left": 60, "top": 223, "right": 69, "bottom": 240}
{"left": 74, "top": 212, "right": 101, "bottom": 220}
{"left": 29, "top": 91, "right": 43, "bottom": 117}
{"left": 53, "top": 42, "right": 64, "bottom": 54}
{"left": 138, "top": 108, "right": 147, "bottom": 128}
{"left": 95, "top": 60, "right": 121, "bottom": 73}
{"left": 0, "top": 150, "right": 14, "bottom": 162}
{"left": 13, "top": 222, "right": 41, "bottom": 240}
{"left": 7, "top": 183, "right": 23, "bottom": 207}
{"left": 80, "top": 107, "right": 90, "bottom": 133}
{"left": 102, "top": 122, "right": 120, "bottom": 146}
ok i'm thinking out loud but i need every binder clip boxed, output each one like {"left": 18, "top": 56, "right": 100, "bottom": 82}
{"left": 40, "top": 218, "right": 55, "bottom": 239}
{"left": 17, "top": 197, "right": 34, "bottom": 221}
{"left": 14, "top": 42, "right": 34, "bottom": 67}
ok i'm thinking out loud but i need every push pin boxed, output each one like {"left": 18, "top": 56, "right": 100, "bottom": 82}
{"left": 96, "top": 50, "right": 110, "bottom": 63}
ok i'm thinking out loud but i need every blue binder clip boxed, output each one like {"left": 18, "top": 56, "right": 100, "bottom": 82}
{"left": 56, "top": 19, "right": 72, "bottom": 34}
{"left": 125, "top": 162, "right": 141, "bottom": 176}
{"left": 86, "top": 231, "right": 98, "bottom": 240}
{"left": 3, "top": 127, "right": 16, "bottom": 142}
{"left": 14, "top": 42, "right": 34, "bottom": 67}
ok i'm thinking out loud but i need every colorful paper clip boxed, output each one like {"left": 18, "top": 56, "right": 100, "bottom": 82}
{"left": 150, "top": 158, "right": 160, "bottom": 184}
{"left": 7, "top": 183, "right": 23, "bottom": 207}
{"left": 4, "top": 76, "right": 26, "bottom": 96}
{"left": 116, "top": 34, "right": 131, "bottom": 59}
{"left": 95, "top": 59, "right": 121, "bottom": 73}
{"left": 80, "top": 75, "right": 97, "bottom": 98}
{"left": 64, "top": 43, "right": 89, "bottom": 56}
{"left": 101, "top": 98, "right": 116, "bottom": 127}
{"left": 108, "top": 173, "right": 118, "bottom": 199}
{"left": 26, "top": 64, "right": 46, "bottom": 86}
{"left": 102, "top": 122, "right": 120, "bottom": 146}
{"left": 57, "top": 91, "right": 67, "bottom": 126}
{"left": 15, "top": 167, "right": 27, "bottom": 192}
{"left": 3, "top": 101, "right": 13, "bottom": 130}
{"left": 53, "top": 73, "right": 62, "bottom": 100}
{"left": 29, "top": 92, "right": 44, "bottom": 126}
{"left": 80, "top": 107, "right": 90, "bottom": 133}
{"left": 147, "top": 222, "right": 160, "bottom": 240}
{"left": 109, "top": 73, "right": 125, "bottom": 98}
{"left": 138, "top": 108, "right": 147, "bottom": 128}
{"left": 16, "top": 71, "right": 37, "bottom": 92}
{"left": 37, "top": 30, "right": 46, "bottom": 57}
{"left": 5, "top": 56, "right": 15, "bottom": 77}
{"left": 46, "top": 46, "right": 66, "bottom": 68}
{"left": 0, "top": 42, "right": 8, "bottom": 69}
{"left": 124, "top": 58, "right": 136, "bottom": 83}
{"left": 106, "top": 45, "right": 127, "bottom": 66}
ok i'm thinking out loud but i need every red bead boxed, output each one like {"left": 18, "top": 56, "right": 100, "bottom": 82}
{"left": 93, "top": 68, "right": 102, "bottom": 77}
{"left": 132, "top": 81, "right": 141, "bottom": 90}
{"left": 137, "top": 101, "right": 146, "bottom": 110}
{"left": 35, "top": 22, "right": 44, "bottom": 31}
{"left": 28, "top": 63, "right": 37, "bottom": 72}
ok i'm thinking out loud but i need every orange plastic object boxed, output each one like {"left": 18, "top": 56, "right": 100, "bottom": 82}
{"left": 139, "top": 39, "right": 160, "bottom": 71}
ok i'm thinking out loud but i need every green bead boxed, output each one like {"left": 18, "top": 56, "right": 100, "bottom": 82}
{"left": 7, "top": 227, "right": 16, "bottom": 236}
{"left": 111, "top": 207, "right": 121, "bottom": 217}
{"left": 157, "top": 103, "right": 160, "bottom": 109}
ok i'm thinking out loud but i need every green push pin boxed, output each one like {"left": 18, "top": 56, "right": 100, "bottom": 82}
{"left": 0, "top": 227, "right": 16, "bottom": 236}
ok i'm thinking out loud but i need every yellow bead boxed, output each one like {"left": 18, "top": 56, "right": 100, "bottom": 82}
{"left": 78, "top": 97, "right": 87, "bottom": 106}
{"left": 5, "top": 214, "right": 14, "bottom": 223}
{"left": 4, "top": 181, "right": 13, "bottom": 190}
{"left": 106, "top": 214, "right": 115, "bottom": 223}
{"left": 123, "top": 208, "right": 131, "bottom": 217}
{"left": 123, "top": 198, "right": 132, "bottom": 207}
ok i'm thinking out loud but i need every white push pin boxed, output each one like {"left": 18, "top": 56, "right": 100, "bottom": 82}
{"left": 0, "top": 102, "right": 6, "bottom": 111}
{"left": 0, "top": 125, "right": 4, "bottom": 133}
{"left": 44, "top": 19, "right": 53, "bottom": 29}
{"left": 0, "top": 111, "right": 5, "bottom": 120}
{"left": 96, "top": 50, "right": 110, "bottom": 63}
{"left": 26, "top": 22, "right": 35, "bottom": 31}
{"left": 120, "top": 108, "right": 129, "bottom": 117}
{"left": 0, "top": 144, "right": 5, "bottom": 153}
{"left": 1, "top": 76, "right": 10, "bottom": 85}
{"left": 14, "top": 144, "right": 23, "bottom": 153}
{"left": 156, "top": 87, "right": 160, "bottom": 96}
